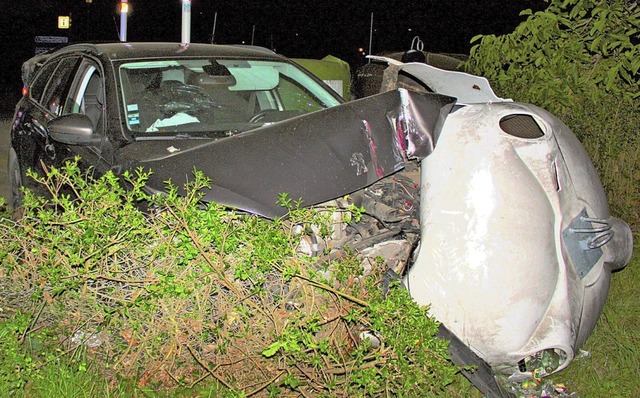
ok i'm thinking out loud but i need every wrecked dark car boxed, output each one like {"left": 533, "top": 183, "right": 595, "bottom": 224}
{"left": 9, "top": 43, "right": 633, "bottom": 395}
{"left": 10, "top": 42, "right": 344, "bottom": 212}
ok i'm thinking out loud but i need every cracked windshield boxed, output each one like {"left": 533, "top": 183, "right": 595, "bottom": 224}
{"left": 119, "top": 58, "right": 341, "bottom": 134}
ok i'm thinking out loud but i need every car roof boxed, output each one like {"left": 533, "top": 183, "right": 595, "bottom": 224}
{"left": 62, "top": 42, "right": 280, "bottom": 60}
{"left": 22, "top": 42, "right": 285, "bottom": 84}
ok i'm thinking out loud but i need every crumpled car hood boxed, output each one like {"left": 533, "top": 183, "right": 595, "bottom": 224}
{"left": 121, "top": 89, "right": 455, "bottom": 217}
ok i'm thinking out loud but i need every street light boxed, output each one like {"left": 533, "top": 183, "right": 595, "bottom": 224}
{"left": 181, "top": 0, "right": 192, "bottom": 45}
{"left": 119, "top": 0, "right": 128, "bottom": 42}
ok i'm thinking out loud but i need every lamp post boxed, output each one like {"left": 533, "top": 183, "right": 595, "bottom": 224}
{"left": 181, "top": 0, "right": 191, "bottom": 45}
{"left": 119, "top": 0, "right": 128, "bottom": 42}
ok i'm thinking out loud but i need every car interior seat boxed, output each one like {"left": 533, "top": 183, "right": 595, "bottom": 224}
{"left": 190, "top": 73, "right": 250, "bottom": 122}
{"left": 83, "top": 74, "right": 104, "bottom": 132}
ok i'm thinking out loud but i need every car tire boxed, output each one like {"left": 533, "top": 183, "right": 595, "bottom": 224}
{"left": 8, "top": 147, "right": 24, "bottom": 219}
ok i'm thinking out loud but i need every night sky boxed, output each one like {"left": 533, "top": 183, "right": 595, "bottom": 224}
{"left": 0, "top": 0, "right": 547, "bottom": 113}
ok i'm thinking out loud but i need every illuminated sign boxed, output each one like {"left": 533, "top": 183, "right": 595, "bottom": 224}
{"left": 58, "top": 16, "right": 71, "bottom": 29}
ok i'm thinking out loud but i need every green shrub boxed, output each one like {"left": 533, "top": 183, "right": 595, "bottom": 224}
{"left": 0, "top": 160, "right": 459, "bottom": 397}
{"left": 464, "top": 0, "right": 639, "bottom": 107}
{"left": 0, "top": 312, "right": 40, "bottom": 394}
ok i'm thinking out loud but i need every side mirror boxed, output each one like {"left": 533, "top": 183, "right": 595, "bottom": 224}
{"left": 48, "top": 114, "right": 103, "bottom": 145}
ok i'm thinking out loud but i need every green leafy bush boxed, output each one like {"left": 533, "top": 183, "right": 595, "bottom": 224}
{"left": 465, "top": 0, "right": 639, "bottom": 108}
{"left": 0, "top": 160, "right": 458, "bottom": 396}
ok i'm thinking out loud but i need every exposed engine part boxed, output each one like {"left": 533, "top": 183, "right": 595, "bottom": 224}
{"left": 297, "top": 163, "right": 421, "bottom": 277}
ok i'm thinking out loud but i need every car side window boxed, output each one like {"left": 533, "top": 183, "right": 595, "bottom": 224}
{"left": 40, "top": 57, "right": 80, "bottom": 116}
{"left": 63, "top": 63, "right": 105, "bottom": 133}
{"left": 29, "top": 61, "right": 60, "bottom": 103}
{"left": 274, "top": 76, "right": 326, "bottom": 112}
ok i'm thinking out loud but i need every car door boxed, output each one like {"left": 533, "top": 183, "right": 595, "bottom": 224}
{"left": 12, "top": 54, "right": 81, "bottom": 195}
{"left": 13, "top": 53, "right": 113, "bottom": 197}
{"left": 54, "top": 58, "right": 112, "bottom": 175}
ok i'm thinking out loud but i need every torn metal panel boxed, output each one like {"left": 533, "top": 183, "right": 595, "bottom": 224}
{"left": 123, "top": 89, "right": 456, "bottom": 218}
{"left": 369, "top": 55, "right": 510, "bottom": 104}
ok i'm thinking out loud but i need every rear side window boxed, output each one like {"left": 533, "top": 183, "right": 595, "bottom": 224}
{"left": 39, "top": 57, "right": 80, "bottom": 116}
{"left": 29, "top": 61, "right": 60, "bottom": 103}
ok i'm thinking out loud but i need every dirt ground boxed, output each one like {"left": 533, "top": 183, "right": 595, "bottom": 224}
{"left": 0, "top": 118, "right": 10, "bottom": 202}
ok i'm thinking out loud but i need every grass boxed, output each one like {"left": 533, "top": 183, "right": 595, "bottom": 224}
{"left": 553, "top": 96, "right": 639, "bottom": 396}
{"left": 1, "top": 360, "right": 222, "bottom": 398}
{"left": 556, "top": 239, "right": 640, "bottom": 397}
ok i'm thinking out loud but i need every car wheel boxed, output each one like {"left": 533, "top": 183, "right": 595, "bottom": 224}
{"left": 8, "top": 147, "right": 24, "bottom": 219}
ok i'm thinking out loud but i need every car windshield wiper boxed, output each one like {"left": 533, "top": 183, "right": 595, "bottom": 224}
{"left": 134, "top": 130, "right": 241, "bottom": 141}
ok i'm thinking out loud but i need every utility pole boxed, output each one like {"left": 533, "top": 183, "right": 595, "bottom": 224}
{"left": 368, "top": 12, "right": 374, "bottom": 63}
{"left": 210, "top": 12, "right": 218, "bottom": 44}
